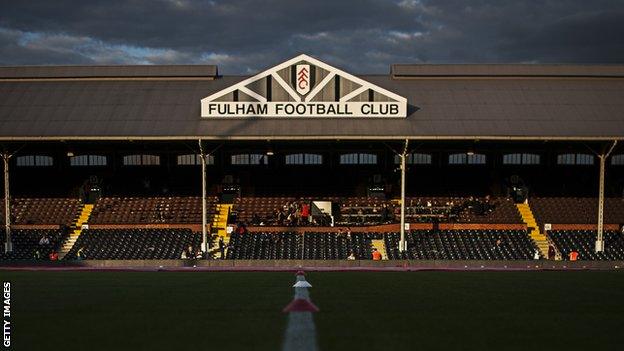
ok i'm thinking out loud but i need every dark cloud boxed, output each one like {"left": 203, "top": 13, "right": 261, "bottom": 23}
{"left": 0, "top": 0, "right": 623, "bottom": 73}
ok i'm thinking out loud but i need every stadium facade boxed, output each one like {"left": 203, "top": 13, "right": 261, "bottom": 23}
{"left": 1, "top": 54, "right": 623, "bottom": 255}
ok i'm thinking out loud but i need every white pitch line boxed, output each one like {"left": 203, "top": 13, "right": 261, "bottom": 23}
{"left": 282, "top": 275, "right": 319, "bottom": 351}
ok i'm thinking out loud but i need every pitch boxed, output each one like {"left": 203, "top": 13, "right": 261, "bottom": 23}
{"left": 5, "top": 270, "right": 624, "bottom": 350}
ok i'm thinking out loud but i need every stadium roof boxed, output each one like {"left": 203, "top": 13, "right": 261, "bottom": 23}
{"left": 0, "top": 63, "right": 623, "bottom": 141}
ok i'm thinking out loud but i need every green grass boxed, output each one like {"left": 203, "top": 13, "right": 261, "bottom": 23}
{"left": 3, "top": 270, "right": 624, "bottom": 351}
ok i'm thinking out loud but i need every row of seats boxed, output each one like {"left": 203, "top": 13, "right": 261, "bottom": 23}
{"left": 385, "top": 230, "right": 537, "bottom": 260}
{"left": 531, "top": 197, "right": 624, "bottom": 228}
{"left": 0, "top": 229, "right": 67, "bottom": 260}
{"left": 2, "top": 228, "right": 622, "bottom": 261}
{"left": 226, "top": 231, "right": 378, "bottom": 260}
{"left": 89, "top": 196, "right": 218, "bottom": 224}
{"left": 548, "top": 230, "right": 624, "bottom": 260}
{"left": 64, "top": 228, "right": 203, "bottom": 260}
{"left": 0, "top": 198, "right": 82, "bottom": 225}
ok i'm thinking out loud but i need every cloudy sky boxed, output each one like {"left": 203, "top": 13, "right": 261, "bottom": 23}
{"left": 1, "top": 0, "right": 623, "bottom": 74}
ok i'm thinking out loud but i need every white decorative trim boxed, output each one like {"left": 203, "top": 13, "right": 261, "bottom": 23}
{"left": 238, "top": 87, "right": 267, "bottom": 102}
{"left": 339, "top": 85, "right": 368, "bottom": 102}
{"left": 305, "top": 72, "right": 335, "bottom": 102}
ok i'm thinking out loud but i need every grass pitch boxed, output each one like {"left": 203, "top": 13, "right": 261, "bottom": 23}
{"left": 4, "top": 270, "right": 624, "bottom": 351}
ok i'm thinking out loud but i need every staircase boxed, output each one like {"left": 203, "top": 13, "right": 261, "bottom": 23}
{"left": 210, "top": 204, "right": 232, "bottom": 259}
{"left": 59, "top": 203, "right": 94, "bottom": 259}
{"left": 371, "top": 239, "right": 388, "bottom": 260}
{"left": 516, "top": 202, "right": 549, "bottom": 258}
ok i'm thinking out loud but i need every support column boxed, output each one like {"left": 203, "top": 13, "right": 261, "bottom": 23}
{"left": 596, "top": 140, "right": 618, "bottom": 253}
{"left": 399, "top": 139, "right": 409, "bottom": 252}
{"left": 3, "top": 152, "right": 12, "bottom": 253}
{"left": 199, "top": 140, "right": 208, "bottom": 255}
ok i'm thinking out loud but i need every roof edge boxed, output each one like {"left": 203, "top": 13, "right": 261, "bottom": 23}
{"left": 391, "top": 64, "right": 624, "bottom": 78}
{"left": 0, "top": 64, "right": 219, "bottom": 79}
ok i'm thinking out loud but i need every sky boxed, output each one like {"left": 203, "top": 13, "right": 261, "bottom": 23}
{"left": 1, "top": 0, "right": 623, "bottom": 74}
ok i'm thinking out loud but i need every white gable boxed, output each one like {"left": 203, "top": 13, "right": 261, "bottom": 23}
{"left": 201, "top": 54, "right": 407, "bottom": 118}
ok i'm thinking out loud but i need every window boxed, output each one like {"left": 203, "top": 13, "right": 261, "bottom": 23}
{"left": 231, "top": 154, "right": 268, "bottom": 165}
{"left": 340, "top": 153, "right": 377, "bottom": 165}
{"left": 394, "top": 153, "right": 432, "bottom": 165}
{"left": 557, "top": 153, "right": 594, "bottom": 165}
{"left": 69, "top": 155, "right": 107, "bottom": 167}
{"left": 176, "top": 154, "right": 214, "bottom": 166}
{"left": 611, "top": 154, "right": 624, "bottom": 166}
{"left": 16, "top": 155, "right": 53, "bottom": 167}
{"left": 503, "top": 153, "right": 541, "bottom": 165}
{"left": 285, "top": 153, "right": 323, "bottom": 165}
{"left": 123, "top": 154, "right": 160, "bottom": 166}
{"left": 448, "top": 153, "right": 486, "bottom": 165}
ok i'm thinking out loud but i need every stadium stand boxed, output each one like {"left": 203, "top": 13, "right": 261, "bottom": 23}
{"left": 530, "top": 197, "right": 624, "bottom": 228}
{"left": 0, "top": 229, "right": 67, "bottom": 260}
{"left": 64, "top": 228, "right": 202, "bottom": 260}
{"left": 89, "top": 196, "right": 218, "bottom": 224}
{"left": 548, "top": 230, "right": 624, "bottom": 260}
{"left": 385, "top": 230, "right": 537, "bottom": 260}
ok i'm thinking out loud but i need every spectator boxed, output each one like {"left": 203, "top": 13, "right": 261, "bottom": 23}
{"left": 372, "top": 248, "right": 382, "bottom": 261}
{"left": 569, "top": 250, "right": 579, "bottom": 261}
{"left": 347, "top": 252, "right": 356, "bottom": 260}
{"left": 39, "top": 234, "right": 50, "bottom": 246}
{"left": 187, "top": 245, "right": 194, "bottom": 258}
{"left": 533, "top": 249, "right": 540, "bottom": 260}
{"left": 77, "top": 247, "right": 87, "bottom": 260}
{"left": 548, "top": 245, "right": 556, "bottom": 260}
{"left": 33, "top": 249, "right": 41, "bottom": 260}
{"left": 180, "top": 249, "right": 188, "bottom": 259}
{"left": 218, "top": 237, "right": 225, "bottom": 259}
{"left": 49, "top": 250, "right": 59, "bottom": 261}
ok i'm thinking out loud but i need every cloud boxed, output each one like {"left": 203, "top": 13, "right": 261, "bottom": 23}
{"left": 0, "top": 0, "right": 623, "bottom": 73}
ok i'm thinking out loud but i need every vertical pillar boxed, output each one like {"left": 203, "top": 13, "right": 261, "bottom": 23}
{"left": 399, "top": 139, "right": 408, "bottom": 252}
{"left": 3, "top": 152, "right": 11, "bottom": 253}
{"left": 596, "top": 141, "right": 617, "bottom": 253}
{"left": 596, "top": 154, "right": 605, "bottom": 252}
{"left": 199, "top": 140, "right": 208, "bottom": 255}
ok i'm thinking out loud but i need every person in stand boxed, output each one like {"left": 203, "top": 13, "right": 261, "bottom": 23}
{"left": 569, "top": 250, "right": 579, "bottom": 261}
{"left": 33, "top": 249, "right": 41, "bottom": 260}
{"left": 533, "top": 249, "right": 540, "bottom": 260}
{"left": 218, "top": 237, "right": 225, "bottom": 259}
{"left": 372, "top": 248, "right": 382, "bottom": 261}
{"left": 39, "top": 234, "right": 50, "bottom": 246}
{"left": 347, "top": 252, "right": 356, "bottom": 260}
{"left": 548, "top": 245, "right": 556, "bottom": 260}
{"left": 77, "top": 247, "right": 87, "bottom": 260}
{"left": 180, "top": 249, "right": 188, "bottom": 259}
{"left": 49, "top": 250, "right": 59, "bottom": 261}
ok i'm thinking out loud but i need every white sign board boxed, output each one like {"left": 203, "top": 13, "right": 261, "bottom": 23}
{"left": 201, "top": 54, "right": 408, "bottom": 119}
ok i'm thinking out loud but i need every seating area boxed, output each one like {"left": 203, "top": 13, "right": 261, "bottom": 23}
{"left": 64, "top": 228, "right": 202, "bottom": 260}
{"left": 225, "top": 230, "right": 536, "bottom": 260}
{"left": 530, "top": 197, "right": 624, "bottom": 228}
{"left": 385, "top": 229, "right": 537, "bottom": 260}
{"left": 0, "top": 198, "right": 82, "bottom": 225}
{"left": 402, "top": 197, "right": 522, "bottom": 224}
{"left": 225, "top": 231, "right": 377, "bottom": 259}
{"left": 548, "top": 230, "right": 624, "bottom": 260}
{"left": 89, "top": 196, "right": 218, "bottom": 224}
{"left": 233, "top": 196, "right": 521, "bottom": 227}
{"left": 0, "top": 229, "right": 67, "bottom": 260}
